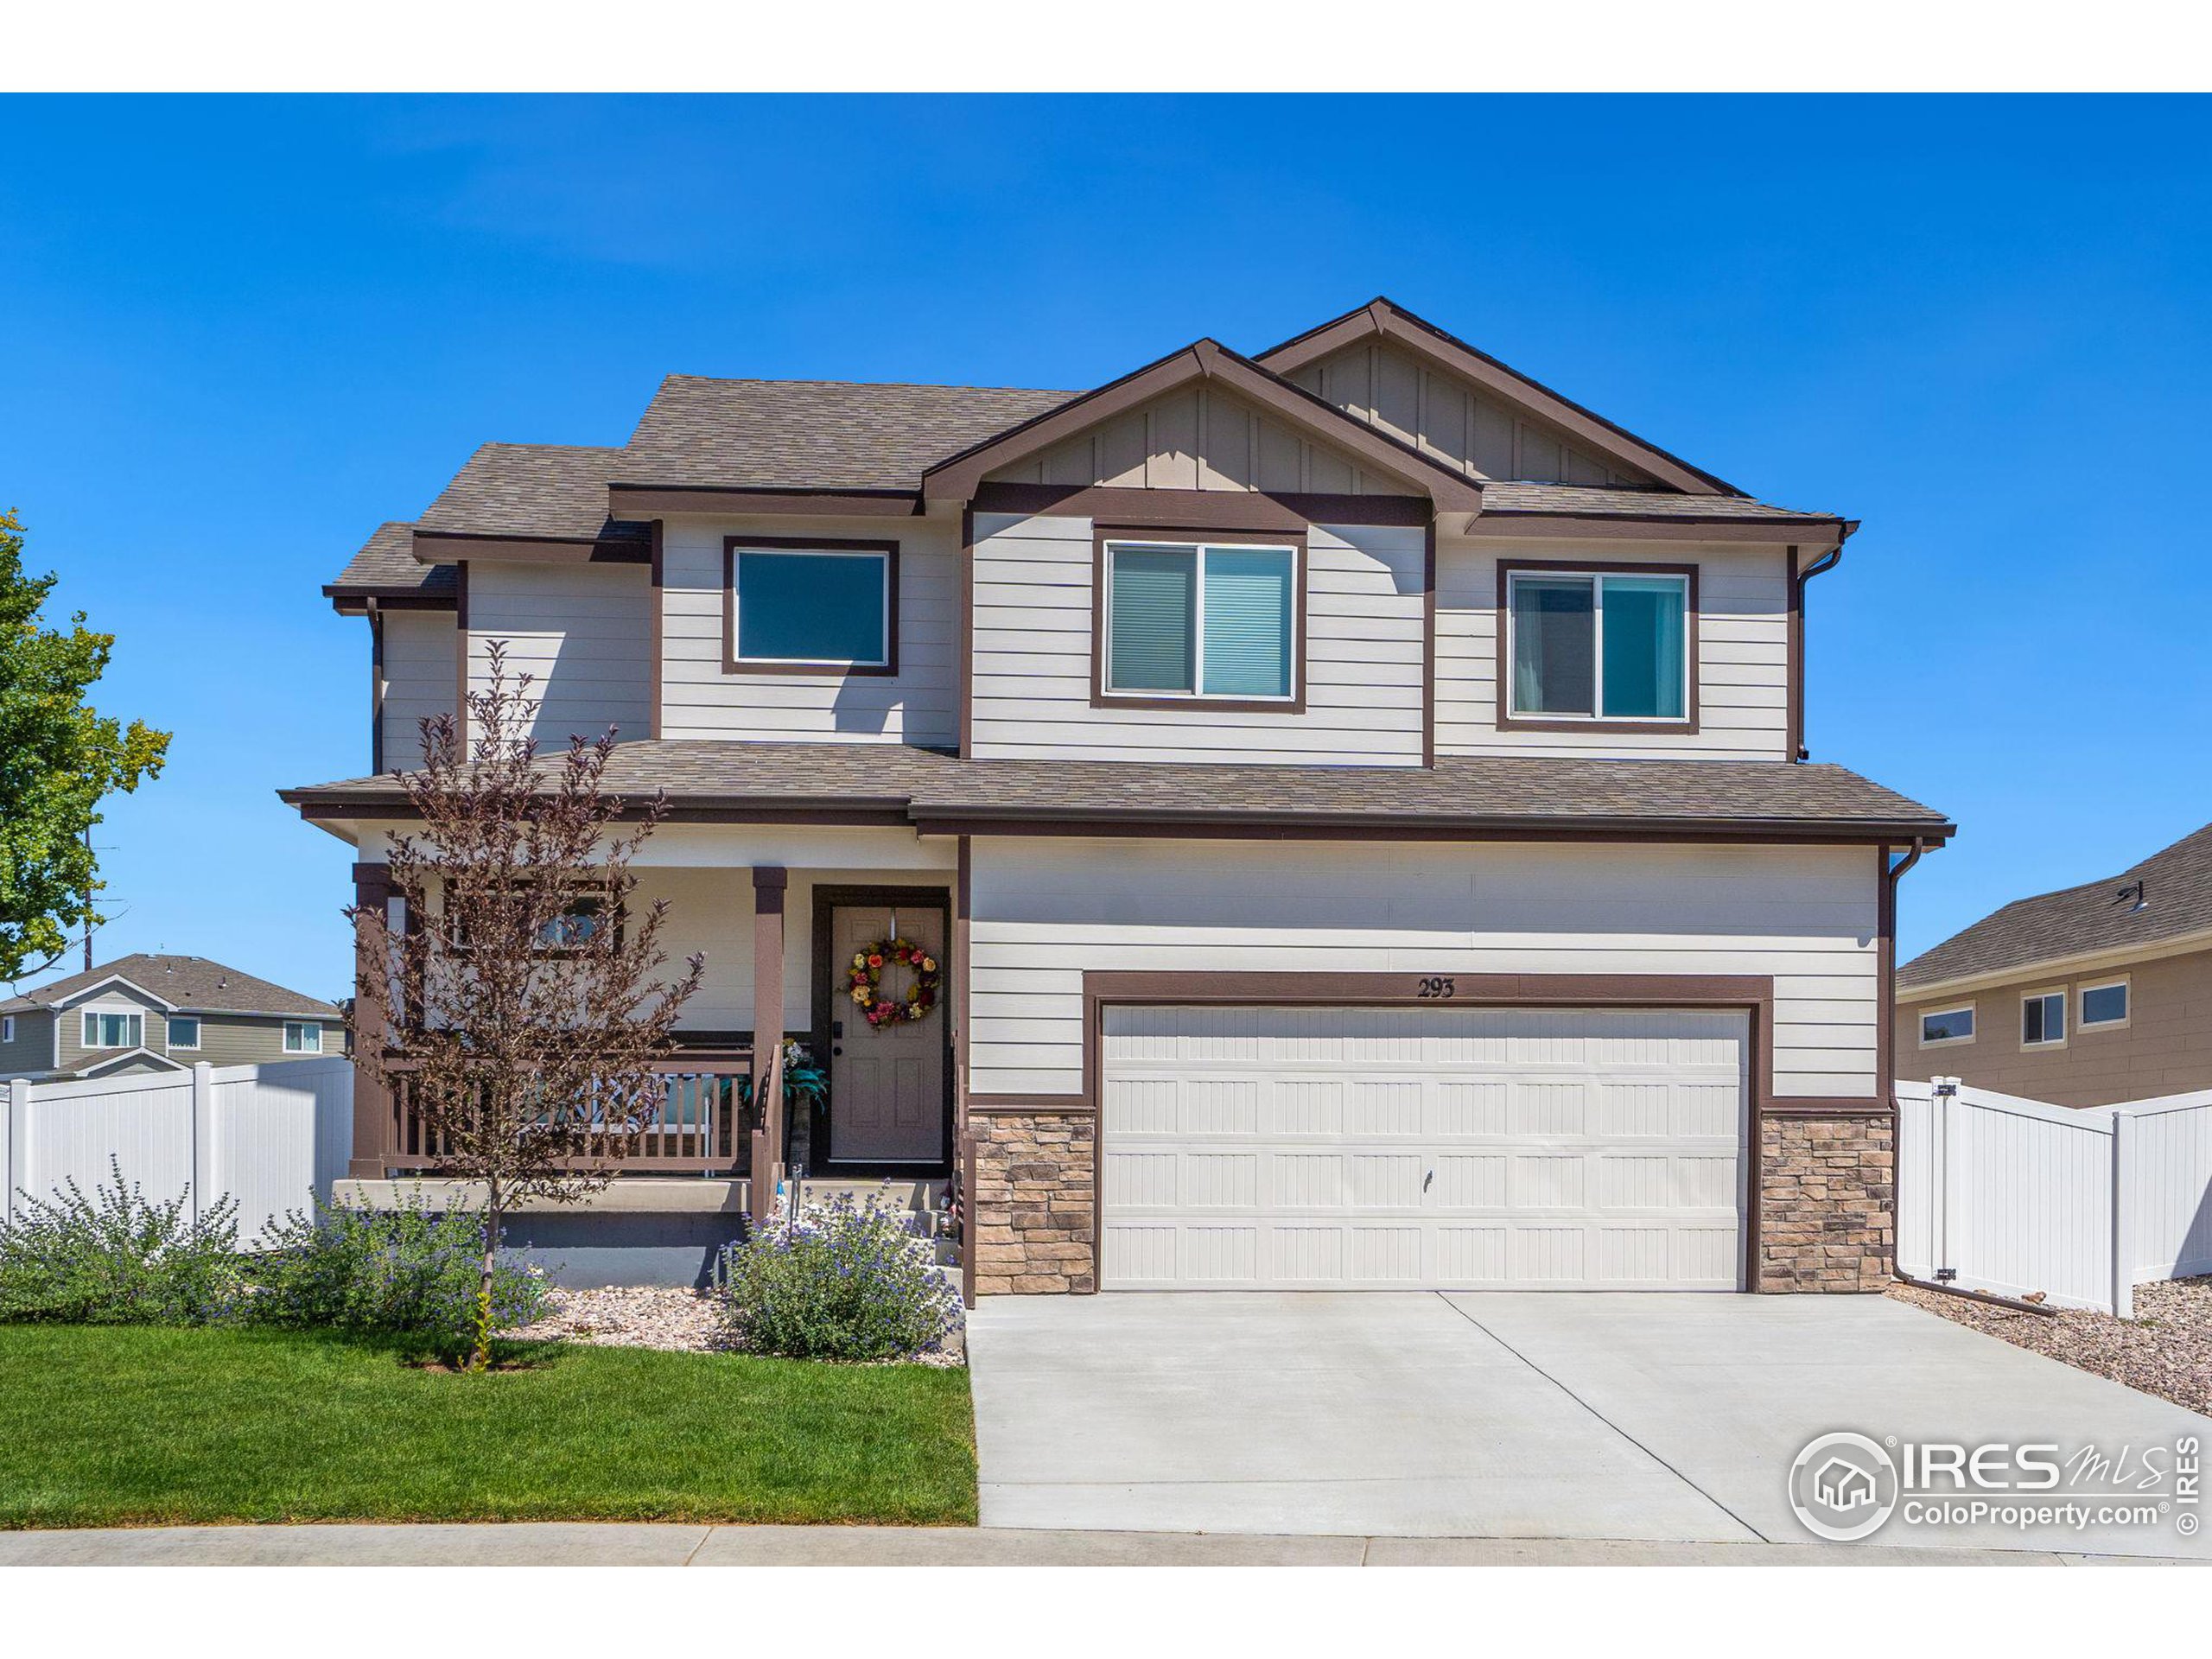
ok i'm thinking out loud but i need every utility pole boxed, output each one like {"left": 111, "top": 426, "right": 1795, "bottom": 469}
{"left": 82, "top": 824, "right": 93, "bottom": 971}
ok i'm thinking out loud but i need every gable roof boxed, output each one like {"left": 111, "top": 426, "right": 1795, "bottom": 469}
{"left": 1255, "top": 297, "right": 1741, "bottom": 496}
{"left": 283, "top": 742, "right": 1952, "bottom": 846}
{"left": 1, "top": 955, "right": 341, "bottom": 1019}
{"left": 326, "top": 521, "right": 457, "bottom": 604}
{"left": 413, "top": 443, "right": 652, "bottom": 557}
{"left": 1898, "top": 822, "right": 2212, "bottom": 993}
{"left": 919, "top": 338, "right": 1485, "bottom": 512}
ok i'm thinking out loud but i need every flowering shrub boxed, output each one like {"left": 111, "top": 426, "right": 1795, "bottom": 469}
{"left": 250, "top": 1187, "right": 553, "bottom": 1348}
{"left": 713, "top": 1193, "right": 959, "bottom": 1361}
{"left": 0, "top": 1159, "right": 245, "bottom": 1325}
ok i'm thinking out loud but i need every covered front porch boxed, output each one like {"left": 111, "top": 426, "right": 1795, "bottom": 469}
{"left": 344, "top": 823, "right": 968, "bottom": 1232}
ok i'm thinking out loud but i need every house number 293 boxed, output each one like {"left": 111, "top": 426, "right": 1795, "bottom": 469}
{"left": 1415, "top": 976, "right": 1457, "bottom": 1000}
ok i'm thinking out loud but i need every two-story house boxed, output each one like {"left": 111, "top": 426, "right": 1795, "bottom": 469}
{"left": 285, "top": 298, "right": 1951, "bottom": 1297}
{"left": 0, "top": 955, "right": 340, "bottom": 1081}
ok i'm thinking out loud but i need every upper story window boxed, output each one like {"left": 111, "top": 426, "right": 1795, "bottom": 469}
{"left": 1099, "top": 538, "right": 1300, "bottom": 704}
{"left": 283, "top": 1021, "right": 323, "bottom": 1054}
{"left": 168, "top": 1015, "right": 201, "bottom": 1051}
{"left": 2080, "top": 979, "right": 2130, "bottom": 1029}
{"left": 1503, "top": 564, "right": 1693, "bottom": 726}
{"left": 726, "top": 537, "right": 898, "bottom": 675}
{"left": 2022, "top": 989, "right": 2066, "bottom": 1048}
{"left": 1, "top": 1015, "right": 12, "bottom": 1042}
{"left": 1918, "top": 1006, "right": 1975, "bottom": 1046}
{"left": 81, "top": 1009, "right": 143, "bottom": 1050}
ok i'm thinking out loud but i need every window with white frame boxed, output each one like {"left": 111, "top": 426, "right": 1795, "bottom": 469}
{"left": 1505, "top": 566, "right": 1691, "bottom": 721}
{"left": 81, "top": 1010, "right": 143, "bottom": 1050}
{"left": 2080, "top": 979, "right": 2130, "bottom": 1029}
{"left": 1101, "top": 540, "right": 1298, "bottom": 702}
{"left": 2022, "top": 990, "right": 2067, "bottom": 1047}
{"left": 730, "top": 542, "right": 894, "bottom": 670}
{"left": 1919, "top": 1006, "right": 1975, "bottom": 1046}
{"left": 167, "top": 1015, "right": 201, "bottom": 1051}
{"left": 283, "top": 1021, "right": 323, "bottom": 1054}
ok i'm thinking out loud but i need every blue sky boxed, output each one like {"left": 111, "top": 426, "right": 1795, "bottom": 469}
{"left": 2, "top": 94, "right": 2207, "bottom": 999}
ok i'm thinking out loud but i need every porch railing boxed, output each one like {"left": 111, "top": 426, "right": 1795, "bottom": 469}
{"left": 367, "top": 1048, "right": 757, "bottom": 1178}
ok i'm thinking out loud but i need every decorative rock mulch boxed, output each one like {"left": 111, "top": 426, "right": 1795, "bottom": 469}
{"left": 1887, "top": 1275, "right": 2212, "bottom": 1416}
{"left": 505, "top": 1286, "right": 965, "bottom": 1365}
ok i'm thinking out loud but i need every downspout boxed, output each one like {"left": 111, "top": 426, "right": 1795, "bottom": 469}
{"left": 1791, "top": 528, "right": 1851, "bottom": 760}
{"left": 1884, "top": 836, "right": 1927, "bottom": 1285}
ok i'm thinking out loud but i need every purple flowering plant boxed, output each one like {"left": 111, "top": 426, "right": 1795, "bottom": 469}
{"left": 713, "top": 1192, "right": 960, "bottom": 1361}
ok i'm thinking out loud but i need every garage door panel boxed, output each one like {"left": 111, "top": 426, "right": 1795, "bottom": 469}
{"left": 1101, "top": 1005, "right": 1750, "bottom": 1292}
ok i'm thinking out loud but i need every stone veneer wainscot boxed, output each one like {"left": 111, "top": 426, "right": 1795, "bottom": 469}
{"left": 969, "top": 1111, "right": 1096, "bottom": 1294}
{"left": 1758, "top": 1114, "right": 1896, "bottom": 1292}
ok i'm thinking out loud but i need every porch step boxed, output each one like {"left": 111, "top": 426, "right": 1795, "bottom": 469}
{"left": 798, "top": 1178, "right": 947, "bottom": 1217}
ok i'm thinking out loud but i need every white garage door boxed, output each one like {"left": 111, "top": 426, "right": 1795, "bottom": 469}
{"left": 1100, "top": 1005, "right": 1749, "bottom": 1291}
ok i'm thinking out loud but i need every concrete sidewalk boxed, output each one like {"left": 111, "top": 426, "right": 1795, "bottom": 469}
{"left": 0, "top": 1522, "right": 2199, "bottom": 1566}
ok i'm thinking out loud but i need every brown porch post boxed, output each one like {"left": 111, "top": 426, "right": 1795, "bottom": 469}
{"left": 349, "top": 861, "right": 394, "bottom": 1179}
{"left": 749, "top": 866, "right": 788, "bottom": 1222}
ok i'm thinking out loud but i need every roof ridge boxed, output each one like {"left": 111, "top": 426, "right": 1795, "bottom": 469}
{"left": 657, "top": 372, "right": 1082, "bottom": 396}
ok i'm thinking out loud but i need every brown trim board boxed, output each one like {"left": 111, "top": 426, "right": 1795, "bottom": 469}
{"left": 648, "top": 519, "right": 665, "bottom": 741}
{"left": 1089, "top": 525, "right": 1309, "bottom": 715}
{"left": 368, "top": 604, "right": 385, "bottom": 777}
{"left": 452, "top": 562, "right": 469, "bottom": 747}
{"left": 412, "top": 530, "right": 649, "bottom": 565}
{"left": 969, "top": 482, "right": 1432, "bottom": 531}
{"left": 610, "top": 485, "right": 921, "bottom": 518}
{"left": 1421, "top": 518, "right": 1438, "bottom": 768}
{"left": 957, "top": 506, "right": 976, "bottom": 757}
{"left": 808, "top": 882, "right": 956, "bottom": 1171}
{"left": 721, "top": 535, "right": 901, "bottom": 678}
{"left": 1493, "top": 557, "right": 1701, "bottom": 736}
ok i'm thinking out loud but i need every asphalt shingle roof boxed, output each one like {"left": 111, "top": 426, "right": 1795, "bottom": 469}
{"left": 283, "top": 743, "right": 1950, "bottom": 840}
{"left": 1, "top": 955, "right": 340, "bottom": 1018}
{"left": 1899, "top": 823, "right": 2212, "bottom": 991}
{"left": 417, "top": 443, "right": 650, "bottom": 547}
{"left": 1478, "top": 484, "right": 1843, "bottom": 522}
{"left": 327, "top": 521, "right": 455, "bottom": 599}
{"left": 620, "top": 377, "right": 1080, "bottom": 492}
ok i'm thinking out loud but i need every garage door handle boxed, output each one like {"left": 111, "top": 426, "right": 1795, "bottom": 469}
{"left": 1423, "top": 1169, "right": 1434, "bottom": 1192}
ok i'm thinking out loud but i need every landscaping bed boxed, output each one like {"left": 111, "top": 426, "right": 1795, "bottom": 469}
{"left": 0, "top": 1324, "right": 976, "bottom": 1529}
{"left": 1887, "top": 1275, "right": 2212, "bottom": 1415}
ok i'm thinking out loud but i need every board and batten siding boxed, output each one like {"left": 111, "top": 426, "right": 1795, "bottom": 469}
{"left": 658, "top": 516, "right": 959, "bottom": 747}
{"left": 969, "top": 513, "right": 1427, "bottom": 765}
{"left": 378, "top": 608, "right": 457, "bottom": 768}
{"left": 966, "top": 838, "right": 1879, "bottom": 1101}
{"left": 464, "top": 561, "right": 654, "bottom": 748}
{"left": 1435, "top": 537, "right": 1791, "bottom": 761}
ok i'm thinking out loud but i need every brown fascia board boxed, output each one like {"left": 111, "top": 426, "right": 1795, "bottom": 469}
{"left": 921, "top": 337, "right": 1484, "bottom": 516}
{"left": 1254, "top": 297, "right": 1742, "bottom": 498}
{"left": 411, "top": 529, "right": 652, "bottom": 565}
{"left": 606, "top": 484, "right": 924, "bottom": 518}
{"left": 1462, "top": 514, "right": 1850, "bottom": 544}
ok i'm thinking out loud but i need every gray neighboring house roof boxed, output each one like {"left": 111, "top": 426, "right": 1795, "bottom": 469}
{"left": 0, "top": 955, "right": 341, "bottom": 1019}
{"left": 1898, "top": 823, "right": 2212, "bottom": 992}
{"left": 283, "top": 742, "right": 1953, "bottom": 842}
{"left": 620, "top": 377, "right": 1079, "bottom": 492}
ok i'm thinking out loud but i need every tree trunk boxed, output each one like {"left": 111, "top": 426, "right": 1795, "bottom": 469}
{"left": 470, "top": 1184, "right": 501, "bottom": 1373}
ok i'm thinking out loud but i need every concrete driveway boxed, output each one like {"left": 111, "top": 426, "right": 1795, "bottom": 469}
{"left": 968, "top": 1293, "right": 2212, "bottom": 1558}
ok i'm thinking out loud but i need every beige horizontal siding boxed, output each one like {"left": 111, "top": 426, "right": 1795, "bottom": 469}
{"left": 967, "top": 838, "right": 1879, "bottom": 1101}
{"left": 969, "top": 513, "right": 1425, "bottom": 766}
{"left": 658, "top": 517, "right": 958, "bottom": 747}
{"left": 378, "top": 609, "right": 457, "bottom": 769}
{"left": 1433, "top": 538, "right": 1793, "bottom": 761}
{"left": 466, "top": 562, "right": 654, "bottom": 747}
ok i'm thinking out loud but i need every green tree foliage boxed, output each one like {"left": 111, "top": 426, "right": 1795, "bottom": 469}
{"left": 0, "top": 511, "right": 171, "bottom": 981}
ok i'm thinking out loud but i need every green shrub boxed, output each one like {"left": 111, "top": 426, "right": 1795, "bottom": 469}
{"left": 712, "top": 1194, "right": 959, "bottom": 1362}
{"left": 0, "top": 1159, "right": 244, "bottom": 1325}
{"left": 250, "top": 1188, "right": 553, "bottom": 1345}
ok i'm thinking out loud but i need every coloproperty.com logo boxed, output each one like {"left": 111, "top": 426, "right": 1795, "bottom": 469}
{"left": 1788, "top": 1430, "right": 2202, "bottom": 1543}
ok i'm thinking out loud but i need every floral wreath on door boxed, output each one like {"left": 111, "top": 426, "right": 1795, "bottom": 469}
{"left": 847, "top": 937, "right": 941, "bottom": 1028}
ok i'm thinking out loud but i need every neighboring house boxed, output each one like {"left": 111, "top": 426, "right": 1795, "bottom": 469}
{"left": 1896, "top": 822, "right": 2212, "bottom": 1108}
{"left": 285, "top": 296, "right": 1951, "bottom": 1296}
{"left": 0, "top": 955, "right": 341, "bottom": 1082}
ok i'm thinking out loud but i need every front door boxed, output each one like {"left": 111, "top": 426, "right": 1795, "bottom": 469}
{"left": 824, "top": 899, "right": 948, "bottom": 1163}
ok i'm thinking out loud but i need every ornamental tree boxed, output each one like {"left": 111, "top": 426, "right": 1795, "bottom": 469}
{"left": 0, "top": 511, "right": 171, "bottom": 982}
{"left": 347, "top": 646, "right": 703, "bottom": 1370}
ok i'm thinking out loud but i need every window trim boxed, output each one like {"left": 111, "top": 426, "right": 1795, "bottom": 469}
{"left": 79, "top": 1008, "right": 144, "bottom": 1051}
{"left": 2020, "top": 987, "right": 2069, "bottom": 1051}
{"left": 1917, "top": 1003, "right": 1977, "bottom": 1049}
{"left": 283, "top": 1020, "right": 324, "bottom": 1055}
{"left": 1090, "top": 526, "right": 1307, "bottom": 712}
{"left": 166, "top": 1015, "right": 202, "bottom": 1052}
{"left": 1, "top": 1015, "right": 12, "bottom": 1043}
{"left": 2079, "top": 976, "right": 2132, "bottom": 1032}
{"left": 722, "top": 537, "right": 900, "bottom": 677}
{"left": 1496, "top": 558, "right": 1700, "bottom": 733}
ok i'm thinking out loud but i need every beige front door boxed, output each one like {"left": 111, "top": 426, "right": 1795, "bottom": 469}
{"left": 827, "top": 900, "right": 947, "bottom": 1163}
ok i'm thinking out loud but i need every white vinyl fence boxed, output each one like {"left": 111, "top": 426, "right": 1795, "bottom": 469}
{"left": 2, "top": 1058, "right": 354, "bottom": 1248}
{"left": 1897, "top": 1077, "right": 2212, "bottom": 1316}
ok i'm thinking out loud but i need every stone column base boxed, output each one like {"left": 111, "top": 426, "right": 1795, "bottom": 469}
{"left": 1758, "top": 1113, "right": 1896, "bottom": 1292}
{"left": 969, "top": 1111, "right": 1096, "bottom": 1294}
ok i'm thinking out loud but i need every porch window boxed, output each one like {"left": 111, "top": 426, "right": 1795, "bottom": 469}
{"left": 1102, "top": 540, "right": 1296, "bottom": 701}
{"left": 731, "top": 543, "right": 893, "bottom": 671}
{"left": 1506, "top": 567, "right": 1690, "bottom": 722}
{"left": 283, "top": 1021, "right": 323, "bottom": 1054}
{"left": 81, "top": 1010, "right": 143, "bottom": 1050}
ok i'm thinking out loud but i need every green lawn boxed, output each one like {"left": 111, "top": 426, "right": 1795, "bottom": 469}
{"left": 0, "top": 1325, "right": 976, "bottom": 1529}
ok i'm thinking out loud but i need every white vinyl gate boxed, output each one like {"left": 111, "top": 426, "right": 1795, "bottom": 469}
{"left": 1099, "top": 1005, "right": 1749, "bottom": 1291}
{"left": 1896, "top": 1077, "right": 2212, "bottom": 1316}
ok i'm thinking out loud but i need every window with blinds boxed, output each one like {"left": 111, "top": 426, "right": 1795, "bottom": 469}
{"left": 1102, "top": 541, "right": 1296, "bottom": 701}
